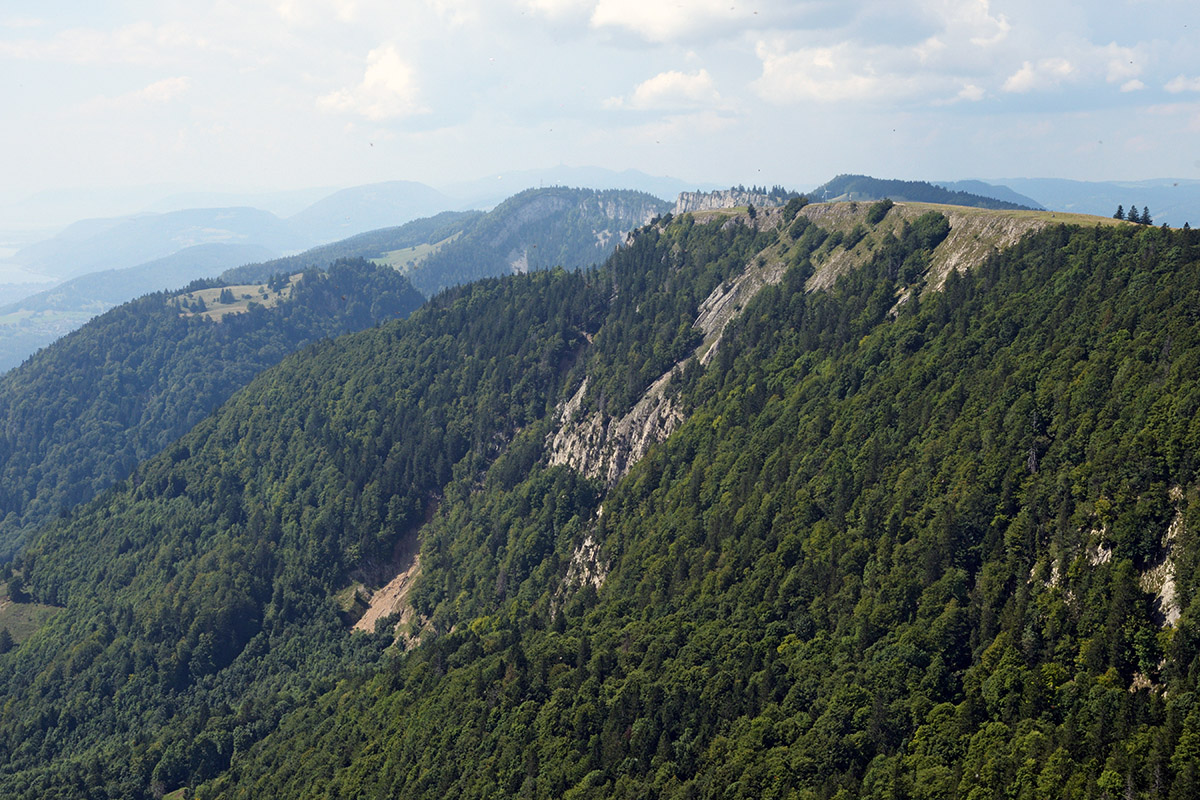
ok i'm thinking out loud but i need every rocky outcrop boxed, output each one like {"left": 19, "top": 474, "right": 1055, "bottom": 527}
{"left": 547, "top": 374, "right": 684, "bottom": 486}
{"left": 798, "top": 201, "right": 1058, "bottom": 293}
{"left": 563, "top": 530, "right": 607, "bottom": 593}
{"left": 548, "top": 223, "right": 790, "bottom": 484}
{"left": 1141, "top": 486, "right": 1184, "bottom": 627}
{"left": 674, "top": 189, "right": 787, "bottom": 215}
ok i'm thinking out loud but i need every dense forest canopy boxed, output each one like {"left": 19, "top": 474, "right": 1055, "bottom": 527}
{"left": 0, "top": 206, "right": 1197, "bottom": 799}
{"left": 0, "top": 259, "right": 423, "bottom": 559}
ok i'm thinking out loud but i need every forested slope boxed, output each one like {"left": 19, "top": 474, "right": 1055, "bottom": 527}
{"left": 2, "top": 206, "right": 1199, "bottom": 799}
{"left": 0, "top": 259, "right": 423, "bottom": 558}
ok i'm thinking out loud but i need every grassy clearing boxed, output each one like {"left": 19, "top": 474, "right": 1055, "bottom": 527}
{"left": 372, "top": 233, "right": 459, "bottom": 274}
{"left": 0, "top": 581, "right": 61, "bottom": 645}
{"left": 171, "top": 274, "right": 301, "bottom": 322}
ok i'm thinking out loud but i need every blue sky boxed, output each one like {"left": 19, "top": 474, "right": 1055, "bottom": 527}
{"left": 2, "top": 0, "right": 1199, "bottom": 224}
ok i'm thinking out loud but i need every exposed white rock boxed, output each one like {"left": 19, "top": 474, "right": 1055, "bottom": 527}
{"left": 548, "top": 230, "right": 790, "bottom": 485}
{"left": 674, "top": 189, "right": 787, "bottom": 215}
{"left": 1140, "top": 490, "right": 1184, "bottom": 628}
{"left": 1086, "top": 531, "right": 1113, "bottom": 567}
{"left": 508, "top": 247, "right": 529, "bottom": 274}
{"left": 564, "top": 531, "right": 607, "bottom": 593}
{"left": 547, "top": 373, "right": 684, "bottom": 486}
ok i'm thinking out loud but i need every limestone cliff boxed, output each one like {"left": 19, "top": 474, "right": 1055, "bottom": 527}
{"left": 548, "top": 211, "right": 792, "bottom": 484}
{"left": 674, "top": 189, "right": 788, "bottom": 215}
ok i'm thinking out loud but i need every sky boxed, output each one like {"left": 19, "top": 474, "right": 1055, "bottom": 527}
{"left": 3, "top": 0, "right": 1200, "bottom": 227}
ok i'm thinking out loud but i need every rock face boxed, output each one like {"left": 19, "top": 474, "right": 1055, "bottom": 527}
{"left": 797, "top": 201, "right": 1058, "bottom": 293}
{"left": 548, "top": 215, "right": 791, "bottom": 485}
{"left": 1141, "top": 486, "right": 1184, "bottom": 628}
{"left": 547, "top": 374, "right": 684, "bottom": 486}
{"left": 674, "top": 189, "right": 786, "bottom": 215}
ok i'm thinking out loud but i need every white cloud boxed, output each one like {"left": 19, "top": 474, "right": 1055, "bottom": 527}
{"left": 521, "top": 0, "right": 590, "bottom": 18}
{"left": 276, "top": 0, "right": 362, "bottom": 25}
{"left": 1002, "top": 58, "right": 1075, "bottom": 93}
{"left": 317, "top": 45, "right": 425, "bottom": 120}
{"left": 957, "top": 83, "right": 984, "bottom": 102}
{"left": 589, "top": 0, "right": 750, "bottom": 42}
{"left": 1, "top": 16, "right": 45, "bottom": 29}
{"left": 753, "top": 40, "right": 900, "bottom": 104}
{"left": 1100, "top": 42, "right": 1141, "bottom": 84}
{"left": 1121, "top": 79, "right": 1144, "bottom": 93}
{"left": 1166, "top": 75, "right": 1200, "bottom": 93}
{"left": 0, "top": 22, "right": 205, "bottom": 64}
{"left": 138, "top": 76, "right": 192, "bottom": 103}
{"left": 78, "top": 77, "right": 192, "bottom": 114}
{"left": 921, "top": 0, "right": 1010, "bottom": 47}
{"left": 426, "top": 0, "right": 484, "bottom": 26}
{"left": 608, "top": 69, "right": 721, "bottom": 111}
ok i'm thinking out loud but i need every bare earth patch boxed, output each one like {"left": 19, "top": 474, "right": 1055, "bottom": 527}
{"left": 353, "top": 539, "right": 421, "bottom": 635}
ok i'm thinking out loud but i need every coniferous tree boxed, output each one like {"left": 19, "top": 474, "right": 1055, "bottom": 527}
{"left": 1127, "top": 205, "right": 1142, "bottom": 224}
{"left": 0, "top": 627, "right": 11, "bottom": 655}
{"left": 1143, "top": 206, "right": 1153, "bottom": 225}
{"left": 1114, "top": 205, "right": 1125, "bottom": 220}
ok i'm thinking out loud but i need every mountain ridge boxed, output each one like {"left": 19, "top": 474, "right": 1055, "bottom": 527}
{"left": 0, "top": 201, "right": 1198, "bottom": 799}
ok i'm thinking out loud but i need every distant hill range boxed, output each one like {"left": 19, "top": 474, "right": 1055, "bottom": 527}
{"left": 404, "top": 187, "right": 669, "bottom": 296}
{"left": 987, "top": 177, "right": 1200, "bottom": 227}
{"left": 810, "top": 174, "right": 1037, "bottom": 211}
{"left": 0, "top": 243, "right": 275, "bottom": 372}
{"left": 287, "top": 180, "right": 452, "bottom": 244}
{"left": 8, "top": 207, "right": 304, "bottom": 281}
{"left": 935, "top": 180, "right": 1045, "bottom": 209}
{"left": 5, "top": 182, "right": 459, "bottom": 283}
{"left": 441, "top": 165, "right": 721, "bottom": 208}
{"left": 227, "top": 186, "right": 670, "bottom": 298}
{"left": 0, "top": 187, "right": 668, "bottom": 372}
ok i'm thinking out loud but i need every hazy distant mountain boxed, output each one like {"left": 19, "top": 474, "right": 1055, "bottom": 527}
{"left": 227, "top": 187, "right": 670, "bottom": 298}
{"left": 142, "top": 186, "right": 336, "bottom": 217}
{"left": 2, "top": 242, "right": 275, "bottom": 316}
{"left": 992, "top": 177, "right": 1200, "bottom": 226}
{"left": 442, "top": 166, "right": 721, "bottom": 208}
{"left": 287, "top": 180, "right": 451, "bottom": 243}
{"left": 404, "top": 186, "right": 670, "bottom": 296}
{"left": 0, "top": 243, "right": 275, "bottom": 372}
{"left": 9, "top": 207, "right": 305, "bottom": 280}
{"left": 936, "top": 180, "right": 1045, "bottom": 210}
{"left": 221, "top": 210, "right": 480, "bottom": 285}
{"left": 810, "top": 174, "right": 1035, "bottom": 210}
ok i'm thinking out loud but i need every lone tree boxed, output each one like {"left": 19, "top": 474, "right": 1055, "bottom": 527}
{"left": 1142, "top": 206, "right": 1153, "bottom": 226}
{"left": 1114, "top": 205, "right": 1125, "bottom": 220}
